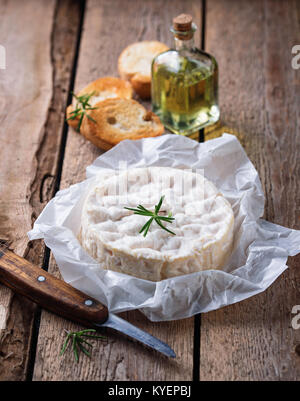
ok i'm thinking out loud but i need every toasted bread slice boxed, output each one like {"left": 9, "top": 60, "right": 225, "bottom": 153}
{"left": 118, "top": 41, "right": 168, "bottom": 99}
{"left": 66, "top": 77, "right": 133, "bottom": 130}
{"left": 81, "top": 98, "right": 164, "bottom": 150}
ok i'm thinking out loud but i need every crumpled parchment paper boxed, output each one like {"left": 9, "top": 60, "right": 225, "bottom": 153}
{"left": 28, "top": 134, "right": 300, "bottom": 321}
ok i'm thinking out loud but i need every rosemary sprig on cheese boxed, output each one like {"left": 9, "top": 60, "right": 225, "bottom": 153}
{"left": 124, "top": 195, "right": 176, "bottom": 237}
{"left": 60, "top": 329, "right": 106, "bottom": 363}
{"left": 66, "top": 91, "right": 98, "bottom": 132}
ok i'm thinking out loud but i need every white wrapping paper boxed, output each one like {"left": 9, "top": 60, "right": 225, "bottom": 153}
{"left": 28, "top": 134, "right": 300, "bottom": 321}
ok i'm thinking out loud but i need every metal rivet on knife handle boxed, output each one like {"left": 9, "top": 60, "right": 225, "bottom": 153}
{"left": 0, "top": 247, "right": 109, "bottom": 327}
{"left": 0, "top": 247, "right": 175, "bottom": 357}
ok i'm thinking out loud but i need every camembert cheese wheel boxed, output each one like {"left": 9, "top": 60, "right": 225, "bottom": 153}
{"left": 80, "top": 167, "right": 234, "bottom": 281}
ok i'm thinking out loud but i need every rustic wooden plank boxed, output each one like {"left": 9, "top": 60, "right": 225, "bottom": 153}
{"left": 33, "top": 0, "right": 202, "bottom": 381}
{"left": 0, "top": 0, "right": 83, "bottom": 380}
{"left": 0, "top": 0, "right": 55, "bottom": 381}
{"left": 200, "top": 0, "right": 300, "bottom": 380}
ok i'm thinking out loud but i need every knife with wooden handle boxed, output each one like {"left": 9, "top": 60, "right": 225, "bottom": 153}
{"left": 0, "top": 245, "right": 175, "bottom": 358}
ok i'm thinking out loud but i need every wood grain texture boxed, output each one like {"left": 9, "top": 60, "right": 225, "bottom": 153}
{"left": 0, "top": 0, "right": 55, "bottom": 380}
{"left": 0, "top": 249, "right": 108, "bottom": 326}
{"left": 200, "top": 0, "right": 300, "bottom": 381}
{"left": 33, "top": 0, "right": 202, "bottom": 381}
{"left": 0, "top": 0, "right": 82, "bottom": 380}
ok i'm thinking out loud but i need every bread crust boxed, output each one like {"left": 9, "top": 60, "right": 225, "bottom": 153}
{"left": 81, "top": 98, "right": 164, "bottom": 149}
{"left": 76, "top": 76, "right": 132, "bottom": 99}
{"left": 118, "top": 41, "right": 168, "bottom": 99}
{"left": 130, "top": 74, "right": 151, "bottom": 100}
{"left": 66, "top": 77, "right": 133, "bottom": 130}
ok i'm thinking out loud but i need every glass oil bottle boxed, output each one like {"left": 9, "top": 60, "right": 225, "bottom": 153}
{"left": 151, "top": 14, "right": 219, "bottom": 136}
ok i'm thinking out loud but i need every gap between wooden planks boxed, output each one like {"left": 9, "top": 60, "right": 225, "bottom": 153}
{"left": 0, "top": 0, "right": 83, "bottom": 380}
{"left": 32, "top": 0, "right": 202, "bottom": 381}
{"left": 1, "top": 0, "right": 298, "bottom": 382}
{"left": 200, "top": 0, "right": 300, "bottom": 381}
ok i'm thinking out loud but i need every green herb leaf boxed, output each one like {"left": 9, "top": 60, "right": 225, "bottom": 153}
{"left": 60, "top": 329, "right": 106, "bottom": 362}
{"left": 124, "top": 196, "right": 176, "bottom": 237}
{"left": 72, "top": 335, "right": 79, "bottom": 363}
{"left": 66, "top": 91, "right": 98, "bottom": 132}
{"left": 60, "top": 332, "right": 71, "bottom": 356}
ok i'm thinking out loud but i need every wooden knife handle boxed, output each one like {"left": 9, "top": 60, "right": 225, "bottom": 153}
{"left": 0, "top": 248, "right": 109, "bottom": 327}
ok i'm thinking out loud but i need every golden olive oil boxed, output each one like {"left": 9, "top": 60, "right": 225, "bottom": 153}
{"left": 151, "top": 14, "right": 219, "bottom": 136}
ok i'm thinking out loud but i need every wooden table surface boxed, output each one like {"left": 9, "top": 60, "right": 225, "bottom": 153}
{"left": 0, "top": 0, "right": 299, "bottom": 381}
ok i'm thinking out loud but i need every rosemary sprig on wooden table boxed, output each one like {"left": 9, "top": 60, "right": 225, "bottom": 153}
{"left": 124, "top": 195, "right": 176, "bottom": 237}
{"left": 60, "top": 329, "right": 106, "bottom": 363}
{"left": 66, "top": 91, "right": 98, "bottom": 132}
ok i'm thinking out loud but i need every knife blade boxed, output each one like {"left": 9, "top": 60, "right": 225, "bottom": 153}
{"left": 99, "top": 314, "right": 175, "bottom": 358}
{"left": 0, "top": 244, "right": 175, "bottom": 358}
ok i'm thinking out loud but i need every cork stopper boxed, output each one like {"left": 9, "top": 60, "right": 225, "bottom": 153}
{"left": 172, "top": 14, "right": 194, "bottom": 40}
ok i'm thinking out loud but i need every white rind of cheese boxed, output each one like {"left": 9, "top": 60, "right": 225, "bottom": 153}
{"left": 79, "top": 167, "right": 234, "bottom": 281}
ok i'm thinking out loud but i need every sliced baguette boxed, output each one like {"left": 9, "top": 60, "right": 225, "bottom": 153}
{"left": 81, "top": 98, "right": 164, "bottom": 150}
{"left": 118, "top": 41, "right": 168, "bottom": 99}
{"left": 66, "top": 77, "right": 133, "bottom": 130}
